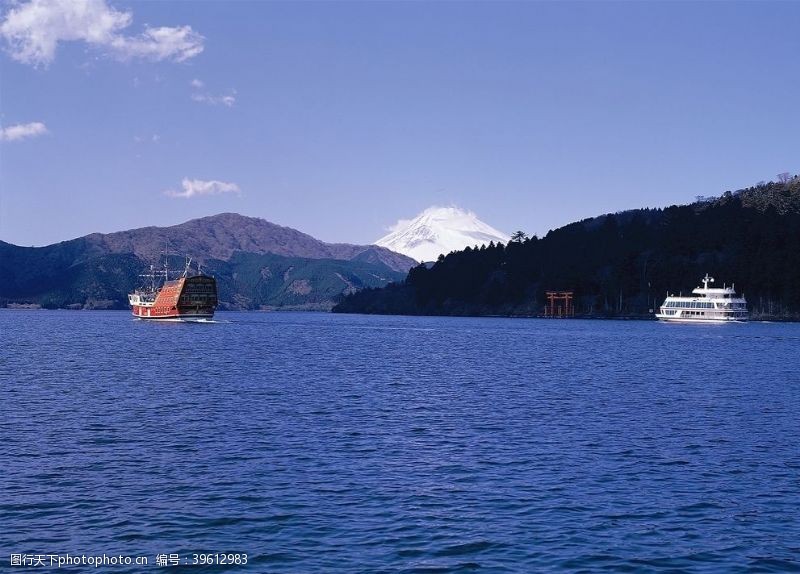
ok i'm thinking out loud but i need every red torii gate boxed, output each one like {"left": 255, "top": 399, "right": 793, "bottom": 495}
{"left": 544, "top": 291, "right": 574, "bottom": 318}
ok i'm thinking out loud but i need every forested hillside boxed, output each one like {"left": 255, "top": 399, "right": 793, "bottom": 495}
{"left": 0, "top": 248, "right": 404, "bottom": 310}
{"left": 334, "top": 178, "right": 800, "bottom": 319}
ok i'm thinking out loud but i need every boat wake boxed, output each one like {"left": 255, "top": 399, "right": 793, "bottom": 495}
{"left": 133, "top": 317, "right": 226, "bottom": 324}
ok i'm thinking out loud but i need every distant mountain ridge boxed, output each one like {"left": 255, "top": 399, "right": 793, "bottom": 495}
{"left": 81, "top": 213, "right": 415, "bottom": 273}
{"left": 0, "top": 213, "right": 415, "bottom": 310}
{"left": 376, "top": 206, "right": 509, "bottom": 262}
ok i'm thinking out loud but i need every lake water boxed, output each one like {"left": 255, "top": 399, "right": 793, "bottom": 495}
{"left": 2, "top": 311, "right": 799, "bottom": 572}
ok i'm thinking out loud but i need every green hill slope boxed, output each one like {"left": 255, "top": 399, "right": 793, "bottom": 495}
{"left": 0, "top": 247, "right": 404, "bottom": 310}
{"left": 207, "top": 252, "right": 404, "bottom": 310}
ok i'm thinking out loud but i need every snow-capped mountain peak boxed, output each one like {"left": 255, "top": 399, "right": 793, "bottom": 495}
{"left": 376, "top": 206, "right": 509, "bottom": 263}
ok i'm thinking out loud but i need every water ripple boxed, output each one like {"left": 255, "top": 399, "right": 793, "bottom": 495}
{"left": 2, "top": 311, "right": 799, "bottom": 572}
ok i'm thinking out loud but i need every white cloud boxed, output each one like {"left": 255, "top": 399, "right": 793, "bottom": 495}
{"left": 0, "top": 121, "right": 48, "bottom": 141}
{"left": 164, "top": 178, "right": 240, "bottom": 199}
{"left": 108, "top": 25, "right": 203, "bottom": 63}
{"left": 191, "top": 91, "right": 236, "bottom": 107}
{"left": 0, "top": 0, "right": 204, "bottom": 67}
{"left": 132, "top": 132, "right": 160, "bottom": 143}
{"left": 190, "top": 80, "right": 236, "bottom": 107}
{"left": 386, "top": 217, "right": 413, "bottom": 233}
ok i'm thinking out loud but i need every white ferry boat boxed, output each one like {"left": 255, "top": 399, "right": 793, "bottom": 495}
{"left": 655, "top": 274, "right": 748, "bottom": 323}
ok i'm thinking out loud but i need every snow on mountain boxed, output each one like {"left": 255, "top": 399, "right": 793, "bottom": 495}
{"left": 376, "top": 206, "right": 509, "bottom": 263}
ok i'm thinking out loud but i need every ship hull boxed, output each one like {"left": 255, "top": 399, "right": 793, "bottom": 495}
{"left": 129, "top": 274, "right": 218, "bottom": 321}
{"left": 131, "top": 307, "right": 215, "bottom": 321}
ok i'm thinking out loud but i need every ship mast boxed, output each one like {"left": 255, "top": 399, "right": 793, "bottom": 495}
{"left": 141, "top": 264, "right": 156, "bottom": 292}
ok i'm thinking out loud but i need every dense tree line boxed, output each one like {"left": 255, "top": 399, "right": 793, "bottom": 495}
{"left": 334, "top": 179, "right": 800, "bottom": 319}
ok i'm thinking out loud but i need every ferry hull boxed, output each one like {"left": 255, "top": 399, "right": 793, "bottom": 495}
{"left": 655, "top": 315, "right": 747, "bottom": 324}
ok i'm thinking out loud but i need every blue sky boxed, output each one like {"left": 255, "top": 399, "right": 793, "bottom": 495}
{"left": 1, "top": 0, "right": 798, "bottom": 247}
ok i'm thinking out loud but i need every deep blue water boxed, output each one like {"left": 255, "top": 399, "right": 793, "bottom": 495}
{"left": 2, "top": 310, "right": 799, "bottom": 572}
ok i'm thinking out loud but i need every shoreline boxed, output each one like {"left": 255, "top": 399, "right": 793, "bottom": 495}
{"left": 3, "top": 306, "right": 799, "bottom": 323}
